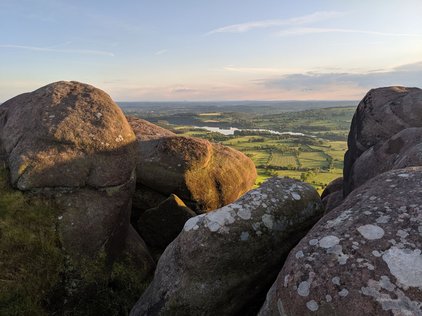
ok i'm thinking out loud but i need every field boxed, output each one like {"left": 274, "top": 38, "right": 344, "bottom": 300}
{"left": 125, "top": 104, "right": 355, "bottom": 194}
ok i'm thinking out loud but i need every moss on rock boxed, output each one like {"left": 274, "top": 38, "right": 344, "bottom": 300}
{"left": 0, "top": 166, "right": 151, "bottom": 315}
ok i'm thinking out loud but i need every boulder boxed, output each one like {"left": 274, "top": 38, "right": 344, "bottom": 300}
{"left": 127, "top": 115, "right": 175, "bottom": 140}
{"left": 131, "top": 184, "right": 168, "bottom": 221}
{"left": 0, "top": 81, "right": 139, "bottom": 258}
{"left": 0, "top": 81, "right": 137, "bottom": 190}
{"left": 0, "top": 82, "right": 154, "bottom": 313}
{"left": 322, "top": 190, "right": 344, "bottom": 214}
{"left": 321, "top": 177, "right": 344, "bottom": 213}
{"left": 259, "top": 168, "right": 422, "bottom": 316}
{"left": 321, "top": 177, "right": 343, "bottom": 200}
{"left": 344, "top": 86, "right": 422, "bottom": 195}
{"left": 128, "top": 116, "right": 257, "bottom": 211}
{"left": 137, "top": 194, "right": 196, "bottom": 250}
{"left": 131, "top": 177, "right": 324, "bottom": 316}
{"left": 350, "top": 127, "right": 422, "bottom": 192}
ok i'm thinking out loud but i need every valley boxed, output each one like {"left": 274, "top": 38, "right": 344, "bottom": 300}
{"left": 124, "top": 104, "right": 356, "bottom": 193}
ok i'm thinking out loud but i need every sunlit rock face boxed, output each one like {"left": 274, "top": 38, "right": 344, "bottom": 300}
{"left": 130, "top": 177, "right": 323, "bottom": 316}
{"left": 259, "top": 167, "right": 422, "bottom": 316}
{"left": 127, "top": 115, "right": 258, "bottom": 213}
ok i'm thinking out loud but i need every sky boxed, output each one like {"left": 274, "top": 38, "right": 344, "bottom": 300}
{"left": 1, "top": 0, "right": 422, "bottom": 102}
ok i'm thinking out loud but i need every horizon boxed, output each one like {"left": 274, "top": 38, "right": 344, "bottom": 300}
{"left": 1, "top": 0, "right": 422, "bottom": 102}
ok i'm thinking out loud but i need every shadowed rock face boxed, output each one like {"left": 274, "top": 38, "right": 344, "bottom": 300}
{"left": 0, "top": 81, "right": 155, "bottom": 314}
{"left": 131, "top": 177, "right": 323, "bottom": 316}
{"left": 259, "top": 168, "right": 422, "bottom": 316}
{"left": 350, "top": 127, "right": 422, "bottom": 191}
{"left": 344, "top": 86, "right": 422, "bottom": 196}
{"left": 321, "top": 177, "right": 344, "bottom": 213}
{"left": 136, "top": 194, "right": 196, "bottom": 250}
{"left": 128, "top": 116, "right": 257, "bottom": 212}
{"left": 0, "top": 81, "right": 144, "bottom": 259}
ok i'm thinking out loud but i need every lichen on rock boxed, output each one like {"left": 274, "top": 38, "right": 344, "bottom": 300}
{"left": 131, "top": 177, "right": 323, "bottom": 316}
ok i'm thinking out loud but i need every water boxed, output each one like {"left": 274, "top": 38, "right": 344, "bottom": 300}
{"left": 193, "top": 126, "right": 314, "bottom": 137}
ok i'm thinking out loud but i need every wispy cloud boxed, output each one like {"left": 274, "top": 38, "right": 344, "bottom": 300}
{"left": 224, "top": 66, "right": 290, "bottom": 74}
{"left": 155, "top": 49, "right": 168, "bottom": 56}
{"left": 170, "top": 87, "right": 198, "bottom": 94}
{"left": 0, "top": 44, "right": 114, "bottom": 56}
{"left": 276, "top": 27, "right": 422, "bottom": 37}
{"left": 206, "top": 11, "right": 345, "bottom": 35}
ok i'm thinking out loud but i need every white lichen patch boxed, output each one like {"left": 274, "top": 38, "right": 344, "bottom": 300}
{"left": 376, "top": 215, "right": 390, "bottom": 224}
{"left": 361, "top": 277, "right": 421, "bottom": 315}
{"left": 297, "top": 281, "right": 310, "bottom": 297}
{"left": 396, "top": 230, "right": 409, "bottom": 239}
{"left": 382, "top": 247, "right": 422, "bottom": 288}
{"left": 237, "top": 208, "right": 251, "bottom": 220}
{"left": 338, "top": 288, "right": 349, "bottom": 297}
{"left": 262, "top": 214, "right": 274, "bottom": 230}
{"left": 309, "top": 239, "right": 319, "bottom": 246}
{"left": 325, "top": 209, "right": 353, "bottom": 228}
{"left": 332, "top": 276, "right": 340, "bottom": 285}
{"left": 372, "top": 250, "right": 382, "bottom": 257}
{"left": 319, "top": 235, "right": 340, "bottom": 249}
{"left": 295, "top": 250, "right": 304, "bottom": 259}
{"left": 184, "top": 215, "right": 203, "bottom": 231}
{"left": 306, "top": 300, "right": 319, "bottom": 312}
{"left": 206, "top": 208, "right": 236, "bottom": 232}
{"left": 357, "top": 224, "right": 385, "bottom": 240}
{"left": 240, "top": 231, "right": 249, "bottom": 241}
{"left": 291, "top": 192, "right": 301, "bottom": 200}
{"left": 327, "top": 244, "right": 349, "bottom": 265}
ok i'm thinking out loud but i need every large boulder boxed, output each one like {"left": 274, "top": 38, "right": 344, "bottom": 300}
{"left": 0, "top": 82, "right": 154, "bottom": 314}
{"left": 128, "top": 116, "right": 257, "bottom": 211}
{"left": 131, "top": 177, "right": 324, "bottom": 315}
{"left": 259, "top": 168, "right": 422, "bottom": 316}
{"left": 1, "top": 81, "right": 137, "bottom": 190}
{"left": 0, "top": 81, "right": 140, "bottom": 257}
{"left": 344, "top": 86, "right": 422, "bottom": 195}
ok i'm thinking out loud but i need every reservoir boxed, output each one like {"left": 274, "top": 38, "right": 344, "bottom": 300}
{"left": 193, "top": 126, "right": 313, "bottom": 137}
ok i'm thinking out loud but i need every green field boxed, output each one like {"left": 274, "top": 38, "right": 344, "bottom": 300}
{"left": 131, "top": 106, "right": 355, "bottom": 194}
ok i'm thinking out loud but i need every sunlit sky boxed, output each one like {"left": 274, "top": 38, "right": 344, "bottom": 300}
{"left": 1, "top": 0, "right": 422, "bottom": 102}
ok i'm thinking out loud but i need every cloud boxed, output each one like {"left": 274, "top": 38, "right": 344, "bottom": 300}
{"left": 276, "top": 27, "right": 422, "bottom": 37}
{"left": 206, "top": 11, "right": 344, "bottom": 35}
{"left": 260, "top": 61, "right": 422, "bottom": 91}
{"left": 0, "top": 44, "right": 114, "bottom": 56}
{"left": 170, "top": 87, "right": 198, "bottom": 93}
{"left": 155, "top": 49, "right": 168, "bottom": 55}
{"left": 224, "top": 66, "right": 293, "bottom": 74}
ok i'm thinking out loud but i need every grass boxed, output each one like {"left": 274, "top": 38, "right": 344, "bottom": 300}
{"left": 269, "top": 153, "right": 298, "bottom": 168}
{"left": 0, "top": 166, "right": 63, "bottom": 315}
{"left": 0, "top": 165, "right": 151, "bottom": 315}
{"left": 173, "top": 129, "right": 346, "bottom": 194}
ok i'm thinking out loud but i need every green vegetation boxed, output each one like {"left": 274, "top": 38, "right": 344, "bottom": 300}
{"left": 177, "top": 130, "right": 345, "bottom": 193}
{"left": 136, "top": 106, "right": 354, "bottom": 193}
{"left": 0, "top": 165, "right": 150, "bottom": 316}
{"left": 0, "top": 165, "right": 62, "bottom": 316}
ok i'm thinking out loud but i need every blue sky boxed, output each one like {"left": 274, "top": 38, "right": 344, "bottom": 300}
{"left": 1, "top": 0, "right": 422, "bottom": 101}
